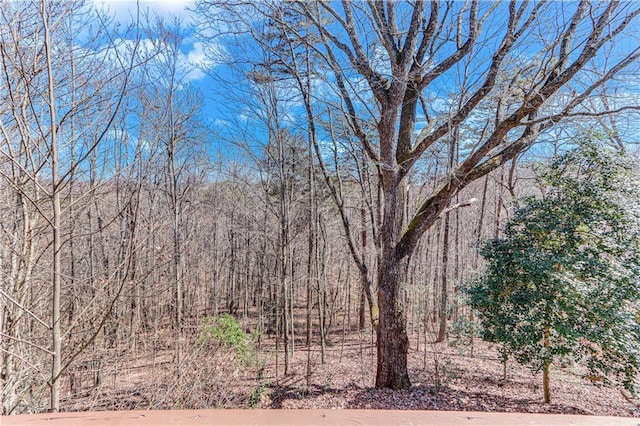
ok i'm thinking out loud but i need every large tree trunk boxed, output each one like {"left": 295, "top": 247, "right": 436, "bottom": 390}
{"left": 376, "top": 257, "right": 410, "bottom": 389}
{"left": 375, "top": 137, "right": 411, "bottom": 388}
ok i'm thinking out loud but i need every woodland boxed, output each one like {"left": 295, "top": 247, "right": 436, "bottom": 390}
{"left": 1, "top": 0, "right": 640, "bottom": 417}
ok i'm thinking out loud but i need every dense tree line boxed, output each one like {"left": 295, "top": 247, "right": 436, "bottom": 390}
{"left": 1, "top": 0, "right": 639, "bottom": 414}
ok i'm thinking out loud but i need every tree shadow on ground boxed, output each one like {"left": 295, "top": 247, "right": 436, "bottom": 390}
{"left": 267, "top": 381, "right": 590, "bottom": 415}
{"left": 344, "top": 384, "right": 590, "bottom": 414}
{"left": 268, "top": 382, "right": 357, "bottom": 409}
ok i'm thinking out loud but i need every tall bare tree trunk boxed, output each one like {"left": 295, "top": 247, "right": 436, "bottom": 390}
{"left": 359, "top": 153, "right": 368, "bottom": 331}
{"left": 376, "top": 140, "right": 411, "bottom": 388}
{"left": 436, "top": 211, "right": 450, "bottom": 343}
{"left": 42, "top": 0, "right": 61, "bottom": 410}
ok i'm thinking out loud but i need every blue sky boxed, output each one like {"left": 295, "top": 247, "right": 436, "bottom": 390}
{"left": 95, "top": 0, "right": 640, "bottom": 162}
{"left": 96, "top": 0, "right": 222, "bottom": 119}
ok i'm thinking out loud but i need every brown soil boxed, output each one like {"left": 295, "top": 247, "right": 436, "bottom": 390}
{"left": 56, "top": 321, "right": 640, "bottom": 418}
{"left": 266, "top": 335, "right": 639, "bottom": 417}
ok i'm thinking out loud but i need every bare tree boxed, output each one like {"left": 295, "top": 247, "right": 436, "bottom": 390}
{"left": 197, "top": 0, "right": 640, "bottom": 389}
{"left": 0, "top": 0, "right": 143, "bottom": 411}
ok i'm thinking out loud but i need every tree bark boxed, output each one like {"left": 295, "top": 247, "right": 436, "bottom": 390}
{"left": 376, "top": 257, "right": 410, "bottom": 389}
{"left": 43, "top": 0, "right": 61, "bottom": 410}
{"left": 436, "top": 211, "right": 450, "bottom": 343}
{"left": 543, "top": 325, "right": 551, "bottom": 403}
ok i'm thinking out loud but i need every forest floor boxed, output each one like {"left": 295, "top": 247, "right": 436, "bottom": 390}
{"left": 60, "top": 317, "right": 640, "bottom": 418}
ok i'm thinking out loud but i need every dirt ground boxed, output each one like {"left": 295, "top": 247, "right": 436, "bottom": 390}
{"left": 51, "top": 323, "right": 640, "bottom": 419}
{"left": 265, "top": 336, "right": 640, "bottom": 417}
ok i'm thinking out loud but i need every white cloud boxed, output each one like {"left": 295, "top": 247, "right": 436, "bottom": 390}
{"left": 94, "top": 1, "right": 229, "bottom": 83}
{"left": 96, "top": 0, "right": 195, "bottom": 24}
{"left": 99, "top": 21, "right": 223, "bottom": 83}
{"left": 113, "top": 37, "right": 216, "bottom": 83}
{"left": 183, "top": 41, "right": 211, "bottom": 82}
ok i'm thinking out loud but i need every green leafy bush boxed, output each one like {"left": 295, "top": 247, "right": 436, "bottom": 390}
{"left": 199, "top": 313, "right": 255, "bottom": 365}
{"left": 465, "top": 138, "right": 640, "bottom": 402}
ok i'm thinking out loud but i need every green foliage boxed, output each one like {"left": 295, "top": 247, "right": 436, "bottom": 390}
{"left": 465, "top": 138, "right": 640, "bottom": 394}
{"left": 248, "top": 383, "right": 267, "bottom": 408}
{"left": 199, "top": 313, "right": 255, "bottom": 365}
{"left": 449, "top": 293, "right": 482, "bottom": 351}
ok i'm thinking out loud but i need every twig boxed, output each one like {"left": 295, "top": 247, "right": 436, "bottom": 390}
{"left": 0, "top": 289, "right": 51, "bottom": 329}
